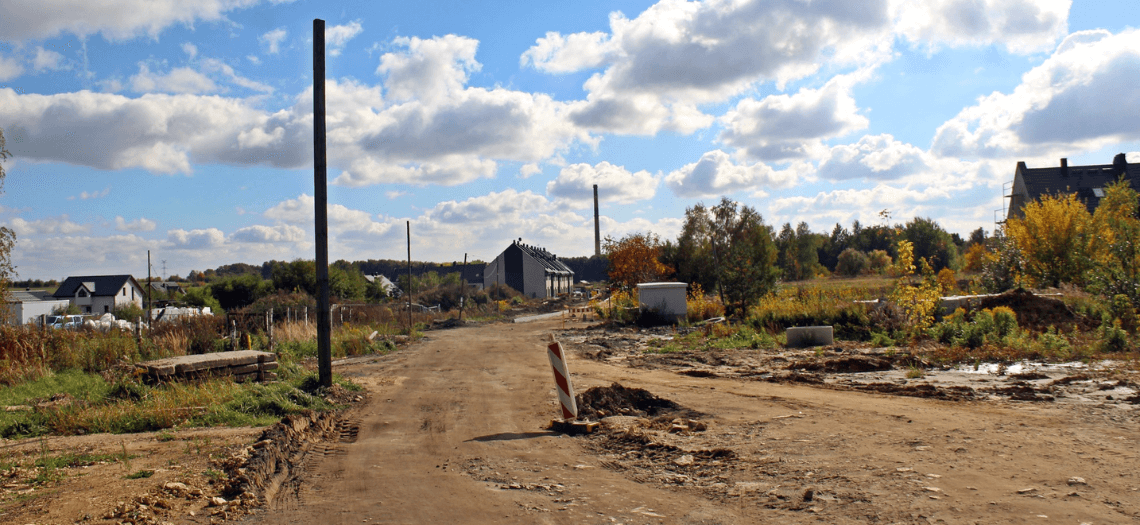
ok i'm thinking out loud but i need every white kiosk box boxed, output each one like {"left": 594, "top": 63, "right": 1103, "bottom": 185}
{"left": 635, "top": 282, "right": 688, "bottom": 322}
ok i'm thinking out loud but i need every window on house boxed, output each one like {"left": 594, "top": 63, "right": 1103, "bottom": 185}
{"left": 84, "top": 306, "right": 91, "bottom": 313}
{"left": 104, "top": 305, "right": 109, "bottom": 313}
{"left": 1093, "top": 188, "right": 1105, "bottom": 198}
{"left": 122, "top": 288, "right": 126, "bottom": 296}
{"left": 78, "top": 289, "right": 87, "bottom": 297}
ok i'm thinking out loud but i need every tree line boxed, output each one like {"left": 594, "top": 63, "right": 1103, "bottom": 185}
{"left": 606, "top": 197, "right": 982, "bottom": 315}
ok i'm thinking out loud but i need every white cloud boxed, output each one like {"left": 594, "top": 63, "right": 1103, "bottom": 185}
{"left": 181, "top": 42, "right": 198, "bottom": 59}
{"left": 230, "top": 223, "right": 305, "bottom": 243}
{"left": 32, "top": 47, "right": 67, "bottom": 72}
{"left": 377, "top": 35, "right": 480, "bottom": 103}
{"left": 114, "top": 216, "right": 157, "bottom": 232}
{"left": 932, "top": 28, "right": 1140, "bottom": 159}
{"left": 0, "top": 87, "right": 308, "bottom": 174}
{"left": 665, "top": 150, "right": 806, "bottom": 198}
{"left": 130, "top": 63, "right": 218, "bottom": 94}
{"left": 247, "top": 55, "right": 261, "bottom": 64}
{"left": 263, "top": 194, "right": 392, "bottom": 237}
{"left": 719, "top": 76, "right": 869, "bottom": 161}
{"left": 166, "top": 228, "right": 225, "bottom": 249}
{"left": 816, "top": 134, "right": 930, "bottom": 181}
{"left": 427, "top": 189, "right": 549, "bottom": 225}
{"left": 385, "top": 190, "right": 407, "bottom": 199}
{"left": 260, "top": 27, "right": 287, "bottom": 54}
{"left": 200, "top": 58, "right": 274, "bottom": 93}
{"left": 5, "top": 215, "right": 91, "bottom": 236}
{"left": 0, "top": 0, "right": 268, "bottom": 42}
{"left": 10, "top": 234, "right": 153, "bottom": 279}
{"left": 519, "top": 163, "right": 542, "bottom": 178}
{"left": 1, "top": 37, "right": 591, "bottom": 186}
{"left": 546, "top": 161, "right": 659, "bottom": 204}
{"left": 0, "top": 53, "right": 24, "bottom": 81}
{"left": 326, "top": 20, "right": 363, "bottom": 56}
{"left": 892, "top": 0, "right": 1069, "bottom": 54}
{"left": 527, "top": 0, "right": 894, "bottom": 134}
{"left": 68, "top": 187, "right": 111, "bottom": 200}
{"left": 523, "top": 0, "right": 1068, "bottom": 136}
{"left": 769, "top": 184, "right": 967, "bottom": 232}
{"left": 520, "top": 31, "right": 613, "bottom": 73}
{"left": 335, "top": 156, "right": 498, "bottom": 187}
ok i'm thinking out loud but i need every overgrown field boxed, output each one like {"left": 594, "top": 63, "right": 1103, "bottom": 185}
{"left": 0, "top": 314, "right": 420, "bottom": 440}
{"left": 606, "top": 275, "right": 1139, "bottom": 369}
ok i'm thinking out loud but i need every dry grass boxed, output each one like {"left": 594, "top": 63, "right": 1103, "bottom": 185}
{"left": 275, "top": 321, "right": 317, "bottom": 343}
{"left": 151, "top": 331, "right": 190, "bottom": 356}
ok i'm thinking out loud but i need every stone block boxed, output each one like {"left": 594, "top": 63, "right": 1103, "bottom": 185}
{"left": 786, "top": 326, "right": 833, "bottom": 348}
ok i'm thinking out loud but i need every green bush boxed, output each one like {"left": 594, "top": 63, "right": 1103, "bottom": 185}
{"left": 1098, "top": 322, "right": 1130, "bottom": 353}
{"left": 930, "top": 306, "right": 1020, "bottom": 350}
{"left": 111, "top": 303, "right": 146, "bottom": 322}
{"left": 870, "top": 331, "right": 895, "bottom": 347}
{"left": 836, "top": 248, "right": 869, "bottom": 277}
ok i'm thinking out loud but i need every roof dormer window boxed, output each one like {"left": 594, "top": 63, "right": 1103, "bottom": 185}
{"left": 1093, "top": 188, "right": 1105, "bottom": 198}
{"left": 78, "top": 289, "right": 88, "bottom": 298}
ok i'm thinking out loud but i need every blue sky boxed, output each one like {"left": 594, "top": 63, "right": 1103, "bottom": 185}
{"left": 1, "top": 0, "right": 1139, "bottom": 280}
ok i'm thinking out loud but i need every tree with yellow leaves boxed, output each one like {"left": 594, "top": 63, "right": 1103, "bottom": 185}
{"left": 1005, "top": 192, "right": 1092, "bottom": 288}
{"left": 1086, "top": 179, "right": 1140, "bottom": 308}
{"left": 889, "top": 239, "right": 942, "bottom": 333}
{"left": 603, "top": 233, "right": 671, "bottom": 290}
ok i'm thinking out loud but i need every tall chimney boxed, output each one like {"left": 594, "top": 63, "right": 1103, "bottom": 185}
{"left": 593, "top": 184, "right": 600, "bottom": 257}
{"left": 1060, "top": 158, "right": 1068, "bottom": 178}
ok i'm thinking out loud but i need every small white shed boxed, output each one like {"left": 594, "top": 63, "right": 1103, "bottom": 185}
{"left": 5, "top": 291, "right": 70, "bottom": 325}
{"left": 635, "top": 282, "right": 688, "bottom": 322}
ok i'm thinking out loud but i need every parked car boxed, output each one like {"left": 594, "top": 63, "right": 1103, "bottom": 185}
{"left": 48, "top": 315, "right": 87, "bottom": 329}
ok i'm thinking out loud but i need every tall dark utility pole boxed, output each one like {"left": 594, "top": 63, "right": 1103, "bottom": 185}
{"left": 406, "top": 221, "right": 412, "bottom": 330}
{"left": 146, "top": 250, "right": 151, "bottom": 321}
{"left": 593, "top": 184, "right": 600, "bottom": 257}
{"left": 313, "top": 19, "right": 332, "bottom": 388}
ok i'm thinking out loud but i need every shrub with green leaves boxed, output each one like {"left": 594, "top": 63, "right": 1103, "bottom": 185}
{"left": 931, "top": 306, "right": 1019, "bottom": 349}
{"left": 1097, "top": 321, "right": 1130, "bottom": 353}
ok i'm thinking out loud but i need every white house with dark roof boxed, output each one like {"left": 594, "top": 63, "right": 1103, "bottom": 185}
{"left": 483, "top": 240, "right": 574, "bottom": 299}
{"left": 53, "top": 275, "right": 145, "bottom": 315}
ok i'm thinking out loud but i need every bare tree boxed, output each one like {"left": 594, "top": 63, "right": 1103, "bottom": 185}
{"left": 0, "top": 128, "right": 15, "bottom": 311}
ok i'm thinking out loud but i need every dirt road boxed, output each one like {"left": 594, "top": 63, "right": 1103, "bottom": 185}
{"left": 250, "top": 319, "right": 1140, "bottom": 525}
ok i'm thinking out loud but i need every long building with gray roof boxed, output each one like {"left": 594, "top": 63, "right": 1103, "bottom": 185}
{"left": 484, "top": 240, "right": 574, "bottom": 299}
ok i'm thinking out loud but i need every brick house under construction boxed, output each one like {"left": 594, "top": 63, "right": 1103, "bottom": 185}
{"left": 1007, "top": 153, "right": 1140, "bottom": 220}
{"left": 483, "top": 240, "right": 574, "bottom": 299}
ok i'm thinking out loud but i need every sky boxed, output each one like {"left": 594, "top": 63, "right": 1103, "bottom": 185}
{"left": 1, "top": 0, "right": 1139, "bottom": 281}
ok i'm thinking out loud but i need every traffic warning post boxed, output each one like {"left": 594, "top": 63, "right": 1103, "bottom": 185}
{"left": 545, "top": 335, "right": 599, "bottom": 434}
{"left": 546, "top": 339, "right": 577, "bottom": 419}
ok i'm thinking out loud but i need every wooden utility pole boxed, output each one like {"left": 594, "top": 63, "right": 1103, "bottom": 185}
{"left": 313, "top": 19, "right": 332, "bottom": 388}
{"left": 146, "top": 250, "right": 152, "bottom": 322}
{"left": 406, "top": 221, "right": 412, "bottom": 330}
{"left": 459, "top": 253, "right": 468, "bottom": 320}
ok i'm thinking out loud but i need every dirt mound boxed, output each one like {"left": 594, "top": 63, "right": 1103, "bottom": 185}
{"left": 431, "top": 318, "right": 465, "bottom": 329}
{"left": 856, "top": 383, "right": 977, "bottom": 401}
{"left": 786, "top": 355, "right": 894, "bottom": 373}
{"left": 975, "top": 289, "right": 1097, "bottom": 333}
{"left": 576, "top": 383, "right": 698, "bottom": 420}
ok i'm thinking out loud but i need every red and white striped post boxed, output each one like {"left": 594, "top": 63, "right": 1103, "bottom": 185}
{"left": 546, "top": 338, "right": 577, "bottom": 420}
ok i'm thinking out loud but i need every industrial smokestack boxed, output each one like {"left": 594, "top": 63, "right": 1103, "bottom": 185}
{"left": 593, "top": 184, "right": 600, "bottom": 257}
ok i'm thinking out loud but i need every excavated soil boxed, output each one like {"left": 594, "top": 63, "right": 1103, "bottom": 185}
{"left": 575, "top": 383, "right": 693, "bottom": 420}
{"left": 976, "top": 288, "right": 1099, "bottom": 332}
